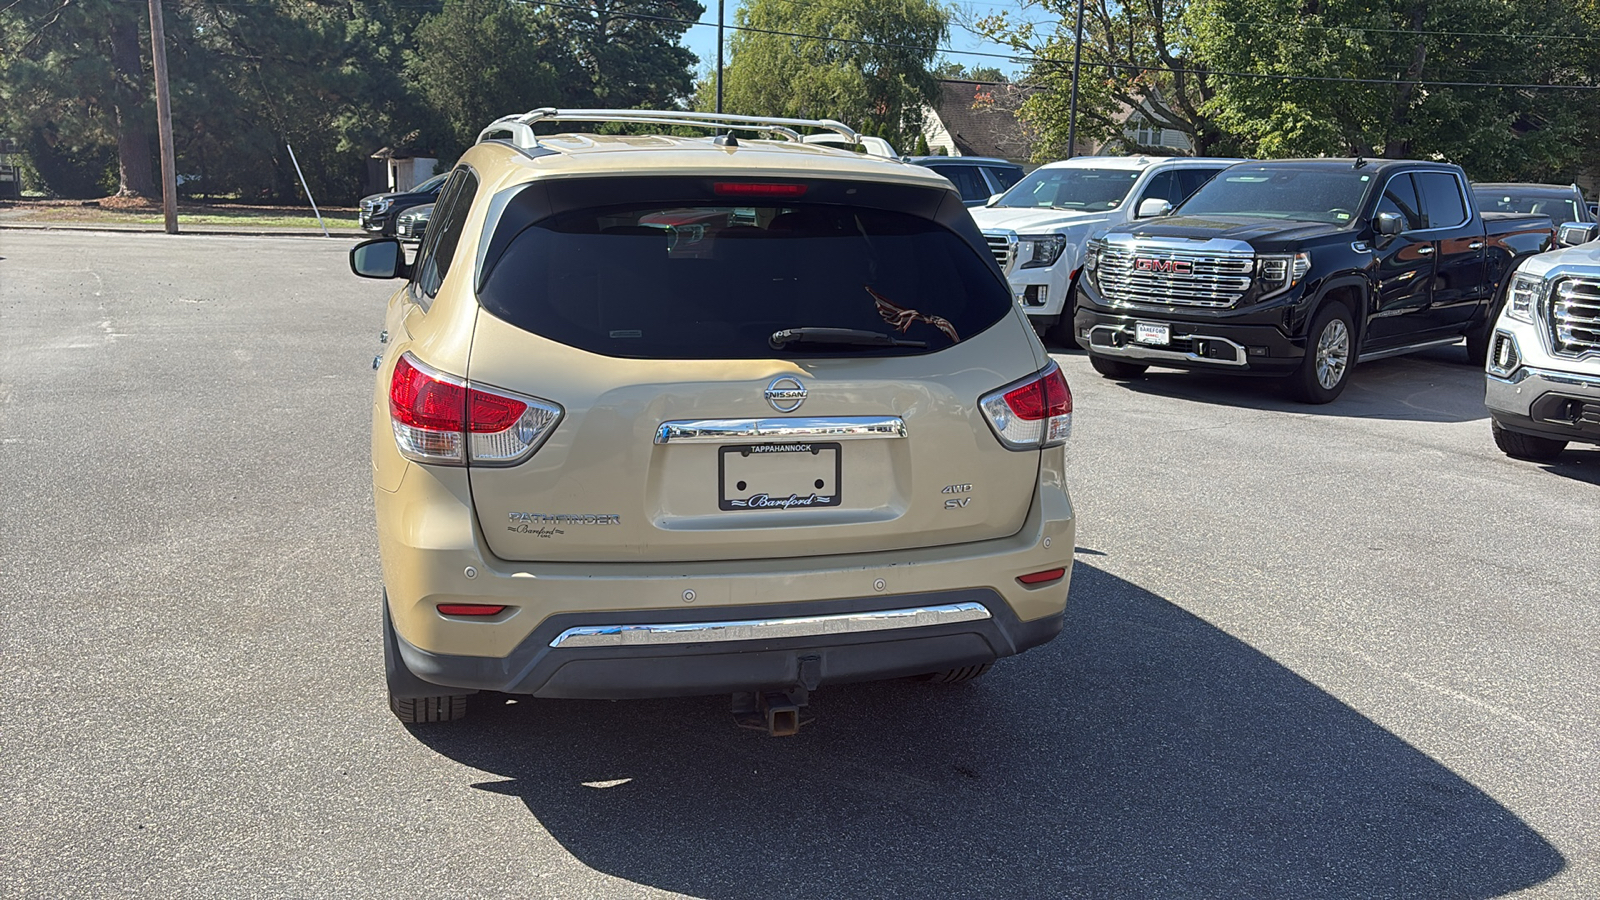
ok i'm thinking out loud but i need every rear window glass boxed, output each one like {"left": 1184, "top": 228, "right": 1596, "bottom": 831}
{"left": 477, "top": 204, "right": 1012, "bottom": 359}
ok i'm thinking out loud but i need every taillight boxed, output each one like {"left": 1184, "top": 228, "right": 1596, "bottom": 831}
{"left": 979, "top": 360, "right": 1073, "bottom": 449}
{"left": 389, "top": 352, "right": 562, "bottom": 466}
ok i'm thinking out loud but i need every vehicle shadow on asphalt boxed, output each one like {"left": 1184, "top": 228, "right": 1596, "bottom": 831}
{"left": 1539, "top": 446, "right": 1600, "bottom": 485}
{"left": 1051, "top": 342, "right": 1491, "bottom": 424}
{"left": 406, "top": 563, "right": 1563, "bottom": 899}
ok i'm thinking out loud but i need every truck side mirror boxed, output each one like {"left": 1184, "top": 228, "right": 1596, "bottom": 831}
{"left": 1557, "top": 221, "right": 1599, "bottom": 247}
{"left": 350, "top": 238, "right": 409, "bottom": 279}
{"left": 986, "top": 193, "right": 1004, "bottom": 207}
{"left": 1137, "top": 198, "right": 1173, "bottom": 219}
{"left": 1374, "top": 212, "right": 1405, "bottom": 236}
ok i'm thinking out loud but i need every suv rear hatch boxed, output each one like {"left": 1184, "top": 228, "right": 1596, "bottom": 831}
{"left": 458, "top": 175, "right": 1050, "bottom": 563}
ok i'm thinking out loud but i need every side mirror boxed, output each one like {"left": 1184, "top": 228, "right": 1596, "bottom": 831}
{"left": 1374, "top": 211, "right": 1405, "bottom": 236}
{"left": 1557, "top": 221, "right": 1600, "bottom": 247}
{"left": 350, "top": 238, "right": 408, "bottom": 279}
{"left": 987, "top": 193, "right": 1004, "bottom": 207}
{"left": 1137, "top": 198, "right": 1173, "bottom": 218}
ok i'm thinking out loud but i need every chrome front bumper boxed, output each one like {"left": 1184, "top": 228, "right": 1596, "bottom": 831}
{"left": 1485, "top": 362, "right": 1600, "bottom": 418}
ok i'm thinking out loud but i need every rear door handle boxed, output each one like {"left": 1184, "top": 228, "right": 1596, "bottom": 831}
{"left": 1469, "top": 241, "right": 1484, "bottom": 250}
{"left": 1416, "top": 246, "right": 1434, "bottom": 255}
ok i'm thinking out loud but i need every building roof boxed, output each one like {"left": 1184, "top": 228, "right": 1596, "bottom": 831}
{"left": 930, "top": 80, "right": 1035, "bottom": 160}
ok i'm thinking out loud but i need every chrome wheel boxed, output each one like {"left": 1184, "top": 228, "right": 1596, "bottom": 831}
{"left": 1315, "top": 319, "right": 1350, "bottom": 390}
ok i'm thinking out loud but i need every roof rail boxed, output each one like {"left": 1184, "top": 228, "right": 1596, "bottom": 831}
{"left": 475, "top": 108, "right": 861, "bottom": 150}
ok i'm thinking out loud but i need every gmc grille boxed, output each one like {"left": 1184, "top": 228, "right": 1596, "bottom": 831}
{"left": 983, "top": 232, "right": 1013, "bottom": 270}
{"left": 1097, "top": 245, "right": 1254, "bottom": 308}
{"left": 1551, "top": 277, "right": 1600, "bottom": 356}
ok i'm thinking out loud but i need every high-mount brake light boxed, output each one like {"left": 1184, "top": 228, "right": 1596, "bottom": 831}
{"left": 713, "top": 182, "right": 808, "bottom": 198}
{"left": 388, "top": 352, "right": 563, "bottom": 467}
{"left": 979, "top": 360, "right": 1073, "bottom": 450}
{"left": 438, "top": 603, "right": 506, "bottom": 617}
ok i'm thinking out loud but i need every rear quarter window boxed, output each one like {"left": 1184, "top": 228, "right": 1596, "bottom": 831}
{"left": 477, "top": 202, "right": 1012, "bottom": 359}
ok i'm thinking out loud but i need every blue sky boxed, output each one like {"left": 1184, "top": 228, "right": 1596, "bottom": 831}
{"left": 678, "top": 1, "right": 1056, "bottom": 83}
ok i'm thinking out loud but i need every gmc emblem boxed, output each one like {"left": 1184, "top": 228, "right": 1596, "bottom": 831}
{"left": 1133, "top": 257, "right": 1193, "bottom": 276}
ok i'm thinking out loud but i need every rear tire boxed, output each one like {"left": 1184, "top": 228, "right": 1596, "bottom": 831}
{"left": 1492, "top": 421, "right": 1567, "bottom": 461}
{"left": 390, "top": 694, "right": 469, "bottom": 723}
{"left": 1090, "top": 354, "right": 1148, "bottom": 379}
{"left": 383, "top": 591, "right": 473, "bottom": 723}
{"left": 913, "top": 663, "right": 993, "bottom": 684}
{"left": 1290, "top": 302, "right": 1355, "bottom": 404}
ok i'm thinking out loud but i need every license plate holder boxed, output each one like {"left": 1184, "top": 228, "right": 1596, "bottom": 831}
{"left": 1135, "top": 321, "right": 1171, "bottom": 345}
{"left": 719, "top": 442, "right": 842, "bottom": 511}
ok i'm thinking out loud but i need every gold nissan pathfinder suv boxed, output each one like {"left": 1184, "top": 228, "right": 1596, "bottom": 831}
{"left": 350, "top": 109, "right": 1077, "bottom": 731}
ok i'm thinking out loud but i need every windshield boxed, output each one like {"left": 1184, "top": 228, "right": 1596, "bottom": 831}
{"left": 1177, "top": 167, "right": 1376, "bottom": 224}
{"left": 1473, "top": 189, "right": 1582, "bottom": 224}
{"left": 479, "top": 203, "right": 1011, "bottom": 359}
{"left": 413, "top": 174, "right": 448, "bottom": 194}
{"left": 994, "top": 168, "right": 1142, "bottom": 211}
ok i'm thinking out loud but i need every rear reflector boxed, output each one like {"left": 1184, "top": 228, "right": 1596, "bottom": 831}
{"left": 713, "top": 182, "right": 808, "bottom": 198}
{"left": 437, "top": 604, "right": 506, "bottom": 617}
{"left": 979, "top": 360, "right": 1073, "bottom": 450}
{"left": 389, "top": 351, "right": 563, "bottom": 467}
{"left": 1017, "top": 568, "right": 1066, "bottom": 586}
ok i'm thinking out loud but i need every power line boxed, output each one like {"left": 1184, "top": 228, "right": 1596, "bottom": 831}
{"left": 66, "top": 0, "right": 1600, "bottom": 90}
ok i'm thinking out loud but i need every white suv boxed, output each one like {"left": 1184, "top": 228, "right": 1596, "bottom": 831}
{"left": 971, "top": 155, "right": 1238, "bottom": 343}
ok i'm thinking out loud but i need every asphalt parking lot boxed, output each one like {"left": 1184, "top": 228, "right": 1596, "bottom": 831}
{"left": 2, "top": 230, "right": 1596, "bottom": 899}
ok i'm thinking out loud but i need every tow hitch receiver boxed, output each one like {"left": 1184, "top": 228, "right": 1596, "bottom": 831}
{"left": 732, "top": 688, "right": 812, "bottom": 736}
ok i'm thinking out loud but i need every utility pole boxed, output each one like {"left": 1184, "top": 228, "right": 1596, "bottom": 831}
{"left": 716, "top": 0, "right": 725, "bottom": 113}
{"left": 1066, "top": 0, "right": 1085, "bottom": 158}
{"left": 147, "top": 0, "right": 178, "bottom": 234}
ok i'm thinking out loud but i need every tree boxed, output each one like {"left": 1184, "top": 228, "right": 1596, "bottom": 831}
{"left": 934, "top": 61, "right": 1008, "bottom": 83}
{"left": 1188, "top": 0, "right": 1599, "bottom": 179}
{"left": 405, "top": 0, "right": 572, "bottom": 152}
{"left": 978, "top": 0, "right": 1237, "bottom": 161}
{"left": 0, "top": 0, "right": 156, "bottom": 197}
{"left": 548, "top": 0, "right": 704, "bottom": 109}
{"left": 706, "top": 0, "right": 949, "bottom": 149}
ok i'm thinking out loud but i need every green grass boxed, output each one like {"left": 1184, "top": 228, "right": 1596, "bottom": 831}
{"left": 5, "top": 204, "right": 359, "bottom": 230}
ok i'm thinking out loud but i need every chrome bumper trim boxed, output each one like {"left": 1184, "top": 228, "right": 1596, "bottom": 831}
{"left": 548, "top": 601, "right": 992, "bottom": 648}
{"left": 655, "top": 416, "right": 906, "bottom": 444}
{"left": 1088, "top": 324, "right": 1250, "bottom": 368}
{"left": 1485, "top": 363, "right": 1600, "bottom": 417}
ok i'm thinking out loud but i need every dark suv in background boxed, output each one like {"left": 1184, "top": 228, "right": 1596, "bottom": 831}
{"left": 358, "top": 173, "right": 446, "bottom": 237}
{"left": 905, "top": 156, "right": 1025, "bottom": 207}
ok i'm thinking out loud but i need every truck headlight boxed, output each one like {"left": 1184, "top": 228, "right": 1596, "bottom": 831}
{"left": 372, "top": 198, "right": 393, "bottom": 214}
{"left": 1082, "top": 240, "right": 1103, "bottom": 284}
{"left": 1018, "top": 234, "right": 1068, "bottom": 269}
{"left": 1506, "top": 273, "right": 1544, "bottom": 323}
{"left": 1257, "top": 251, "right": 1311, "bottom": 298}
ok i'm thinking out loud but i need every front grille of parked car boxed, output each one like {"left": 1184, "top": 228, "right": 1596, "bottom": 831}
{"left": 1551, "top": 277, "right": 1600, "bottom": 357}
{"left": 984, "top": 232, "right": 1014, "bottom": 270}
{"left": 1097, "top": 245, "right": 1254, "bottom": 308}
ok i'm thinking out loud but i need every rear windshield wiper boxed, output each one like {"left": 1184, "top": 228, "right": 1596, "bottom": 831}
{"left": 770, "top": 327, "right": 927, "bottom": 350}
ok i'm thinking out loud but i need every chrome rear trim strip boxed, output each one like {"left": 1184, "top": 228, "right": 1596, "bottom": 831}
{"left": 655, "top": 416, "right": 906, "bottom": 444}
{"left": 548, "top": 601, "right": 992, "bottom": 648}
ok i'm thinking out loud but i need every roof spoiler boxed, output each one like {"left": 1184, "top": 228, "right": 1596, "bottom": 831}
{"left": 475, "top": 108, "right": 862, "bottom": 150}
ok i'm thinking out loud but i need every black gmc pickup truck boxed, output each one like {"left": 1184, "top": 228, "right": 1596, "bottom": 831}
{"left": 1074, "top": 159, "right": 1556, "bottom": 402}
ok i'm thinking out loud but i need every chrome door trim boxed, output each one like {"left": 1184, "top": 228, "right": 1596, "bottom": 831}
{"left": 548, "top": 601, "right": 992, "bottom": 648}
{"left": 654, "top": 416, "right": 907, "bottom": 444}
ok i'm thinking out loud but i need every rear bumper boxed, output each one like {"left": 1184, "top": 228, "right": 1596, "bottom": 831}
{"left": 393, "top": 589, "right": 1063, "bottom": 699}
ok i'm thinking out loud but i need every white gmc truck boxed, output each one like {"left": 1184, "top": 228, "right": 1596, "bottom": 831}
{"left": 971, "top": 155, "right": 1240, "bottom": 344}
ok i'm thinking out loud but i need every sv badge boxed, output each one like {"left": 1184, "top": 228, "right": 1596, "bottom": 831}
{"left": 944, "top": 497, "right": 971, "bottom": 509}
